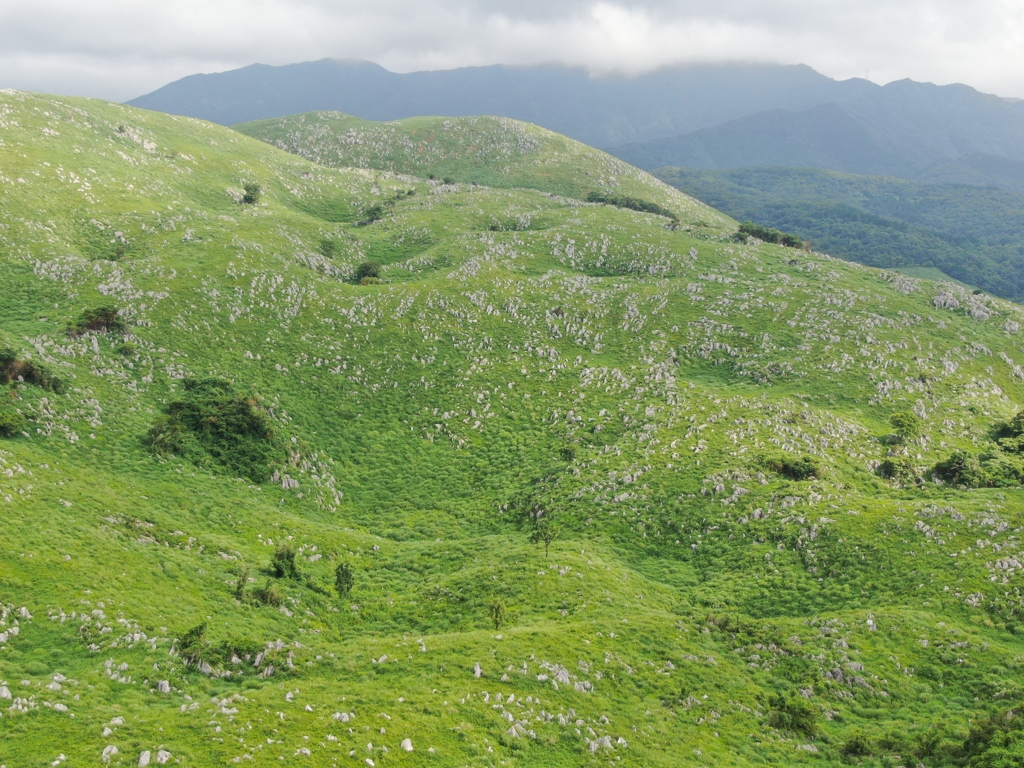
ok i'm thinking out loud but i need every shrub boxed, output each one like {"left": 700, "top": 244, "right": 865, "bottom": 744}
{"left": 890, "top": 410, "right": 923, "bottom": 441}
{"left": 488, "top": 597, "right": 507, "bottom": 631}
{"left": 354, "top": 261, "right": 382, "bottom": 282}
{"left": 241, "top": 182, "right": 261, "bottom": 204}
{"left": 68, "top": 306, "right": 126, "bottom": 337}
{"left": 271, "top": 544, "right": 298, "bottom": 579}
{"left": 767, "top": 692, "right": 819, "bottom": 737}
{"left": 335, "top": 562, "right": 354, "bottom": 597}
{"left": 360, "top": 203, "right": 386, "bottom": 224}
{"left": 233, "top": 564, "right": 251, "bottom": 601}
{"left": 146, "top": 377, "right": 283, "bottom": 483}
{"left": 0, "top": 348, "right": 63, "bottom": 391}
{"left": 251, "top": 582, "right": 282, "bottom": 607}
{"left": 760, "top": 453, "right": 820, "bottom": 480}
{"left": 0, "top": 405, "right": 27, "bottom": 438}
{"left": 736, "top": 221, "right": 805, "bottom": 249}
{"left": 586, "top": 191, "right": 677, "bottom": 223}
{"left": 878, "top": 455, "right": 918, "bottom": 484}
{"left": 318, "top": 239, "right": 338, "bottom": 259}
{"left": 840, "top": 730, "right": 873, "bottom": 756}
{"left": 178, "top": 622, "right": 207, "bottom": 665}
{"left": 934, "top": 450, "right": 990, "bottom": 488}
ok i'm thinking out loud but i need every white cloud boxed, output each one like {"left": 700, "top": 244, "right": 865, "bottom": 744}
{"left": 0, "top": 0, "right": 1022, "bottom": 100}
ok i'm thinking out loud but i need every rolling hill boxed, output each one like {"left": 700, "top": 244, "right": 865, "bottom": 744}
{"left": 2, "top": 91, "right": 1024, "bottom": 767}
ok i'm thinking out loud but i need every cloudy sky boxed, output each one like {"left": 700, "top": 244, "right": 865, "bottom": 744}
{"left": 2, "top": 0, "right": 1023, "bottom": 101}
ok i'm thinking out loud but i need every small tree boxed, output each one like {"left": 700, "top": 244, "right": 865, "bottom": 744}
{"left": 516, "top": 495, "right": 561, "bottom": 558}
{"left": 335, "top": 562, "right": 354, "bottom": 597}
{"left": 488, "top": 596, "right": 506, "bottom": 631}
{"left": 241, "top": 183, "right": 261, "bottom": 205}
{"left": 271, "top": 544, "right": 298, "bottom": 579}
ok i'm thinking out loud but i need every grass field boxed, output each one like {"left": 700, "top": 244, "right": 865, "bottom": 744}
{"left": 1, "top": 92, "right": 1024, "bottom": 766}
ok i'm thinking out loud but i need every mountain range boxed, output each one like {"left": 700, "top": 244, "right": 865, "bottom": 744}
{"left": 129, "top": 59, "right": 1024, "bottom": 190}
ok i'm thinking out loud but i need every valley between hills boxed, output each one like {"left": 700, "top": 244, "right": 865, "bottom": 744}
{"left": 2, "top": 93, "right": 1024, "bottom": 766}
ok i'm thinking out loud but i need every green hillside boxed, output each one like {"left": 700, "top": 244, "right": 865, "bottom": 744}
{"left": 654, "top": 165, "right": 1024, "bottom": 300}
{"left": 2, "top": 91, "right": 1024, "bottom": 767}
{"left": 235, "top": 111, "right": 727, "bottom": 232}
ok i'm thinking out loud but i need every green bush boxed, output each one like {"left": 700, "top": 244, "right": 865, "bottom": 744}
{"left": 0, "top": 348, "right": 64, "bottom": 391}
{"left": 251, "top": 582, "right": 282, "bottom": 607}
{"left": 318, "top": 238, "right": 338, "bottom": 259}
{"left": 760, "top": 453, "right": 820, "bottom": 480}
{"left": 767, "top": 692, "right": 819, "bottom": 737}
{"left": 68, "top": 306, "right": 126, "bottom": 337}
{"left": 586, "top": 191, "right": 677, "bottom": 223}
{"left": 335, "top": 562, "right": 354, "bottom": 597}
{"left": 241, "top": 182, "right": 261, "bottom": 205}
{"left": 178, "top": 622, "right": 207, "bottom": 665}
{"left": 934, "top": 450, "right": 990, "bottom": 488}
{"left": 736, "top": 221, "right": 805, "bottom": 249}
{"left": 354, "top": 261, "right": 382, "bottom": 282}
{"left": 488, "top": 597, "right": 507, "bottom": 631}
{"left": 271, "top": 544, "right": 298, "bottom": 579}
{"left": 878, "top": 455, "right": 918, "bottom": 484}
{"left": 0, "top": 404, "right": 27, "bottom": 438}
{"left": 147, "top": 377, "right": 283, "bottom": 482}
{"left": 889, "top": 410, "right": 923, "bottom": 441}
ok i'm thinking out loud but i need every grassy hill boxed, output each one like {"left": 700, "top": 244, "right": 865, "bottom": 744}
{"left": 234, "top": 111, "right": 727, "bottom": 232}
{"left": 2, "top": 91, "right": 1024, "bottom": 766}
{"left": 654, "top": 165, "right": 1024, "bottom": 300}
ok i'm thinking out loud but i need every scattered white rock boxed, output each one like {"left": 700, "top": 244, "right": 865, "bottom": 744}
{"left": 101, "top": 746, "right": 118, "bottom": 763}
{"left": 139, "top": 751, "right": 151, "bottom": 767}
{"left": 157, "top": 681, "right": 170, "bottom": 693}
{"left": 401, "top": 739, "right": 413, "bottom": 752}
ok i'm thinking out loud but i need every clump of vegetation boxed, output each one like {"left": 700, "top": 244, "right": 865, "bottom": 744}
{"left": 0, "top": 401, "right": 27, "bottom": 438}
{"left": 357, "top": 202, "right": 390, "bottom": 225}
{"left": 735, "top": 221, "right": 804, "bottom": 248}
{"left": 68, "top": 306, "right": 126, "bottom": 337}
{"left": 488, "top": 596, "right": 506, "bottom": 631}
{"left": 0, "top": 347, "right": 63, "bottom": 391}
{"left": 766, "top": 692, "right": 819, "bottom": 737}
{"left": 889, "top": 410, "right": 923, "bottom": 442}
{"left": 934, "top": 450, "right": 990, "bottom": 488}
{"left": 354, "top": 261, "right": 382, "bottom": 283}
{"left": 318, "top": 238, "right": 338, "bottom": 259}
{"left": 271, "top": 543, "right": 298, "bottom": 579}
{"left": 759, "top": 453, "right": 821, "bottom": 480}
{"left": 586, "top": 191, "right": 677, "bottom": 223}
{"left": 241, "top": 182, "right": 261, "bottom": 205}
{"left": 146, "top": 377, "right": 283, "bottom": 483}
{"left": 177, "top": 622, "right": 207, "bottom": 666}
{"left": 335, "top": 562, "right": 354, "bottom": 597}
{"left": 878, "top": 455, "right": 919, "bottom": 484}
{"left": 251, "top": 582, "right": 282, "bottom": 607}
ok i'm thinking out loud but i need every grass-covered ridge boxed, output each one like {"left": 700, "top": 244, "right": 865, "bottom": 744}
{"left": 235, "top": 111, "right": 728, "bottom": 233}
{"left": 2, "top": 90, "right": 1024, "bottom": 766}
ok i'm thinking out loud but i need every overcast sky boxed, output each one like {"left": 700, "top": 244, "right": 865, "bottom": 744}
{"left": 2, "top": 0, "right": 1023, "bottom": 101}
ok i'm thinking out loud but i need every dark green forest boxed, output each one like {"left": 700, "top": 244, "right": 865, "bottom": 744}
{"left": 656, "top": 165, "right": 1024, "bottom": 299}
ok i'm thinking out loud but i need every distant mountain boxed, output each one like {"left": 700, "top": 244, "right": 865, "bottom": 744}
{"left": 128, "top": 59, "right": 874, "bottom": 148}
{"left": 655, "top": 165, "right": 1024, "bottom": 298}
{"left": 616, "top": 80, "right": 1024, "bottom": 186}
